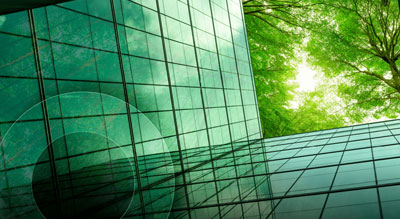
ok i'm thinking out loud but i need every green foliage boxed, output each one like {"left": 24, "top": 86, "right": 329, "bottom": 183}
{"left": 244, "top": 0, "right": 345, "bottom": 137}
{"left": 290, "top": 86, "right": 346, "bottom": 134}
{"left": 305, "top": 0, "right": 400, "bottom": 122}
{"left": 244, "top": 0, "right": 400, "bottom": 137}
{"left": 244, "top": 2, "right": 299, "bottom": 137}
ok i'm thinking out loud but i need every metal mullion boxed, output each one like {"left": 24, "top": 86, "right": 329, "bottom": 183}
{"left": 266, "top": 143, "right": 382, "bottom": 164}
{"left": 272, "top": 138, "right": 314, "bottom": 174}
{"left": 110, "top": 0, "right": 146, "bottom": 214}
{"left": 265, "top": 133, "right": 376, "bottom": 152}
{"left": 185, "top": 0, "right": 224, "bottom": 215}
{"left": 385, "top": 121, "right": 400, "bottom": 144}
{"left": 138, "top": 147, "right": 206, "bottom": 171}
{"left": 5, "top": 136, "right": 400, "bottom": 185}
{"left": 140, "top": 139, "right": 261, "bottom": 192}
{"left": 141, "top": 9, "right": 169, "bottom": 188}
{"left": 368, "top": 124, "right": 384, "bottom": 218}
{"left": 263, "top": 121, "right": 397, "bottom": 146}
{"left": 43, "top": 5, "right": 79, "bottom": 214}
{"left": 0, "top": 30, "right": 33, "bottom": 38}
{"left": 220, "top": 204, "right": 240, "bottom": 218}
{"left": 191, "top": 154, "right": 263, "bottom": 209}
{"left": 232, "top": 163, "right": 261, "bottom": 199}
{"left": 263, "top": 134, "right": 303, "bottom": 210}
{"left": 260, "top": 140, "right": 305, "bottom": 218}
{"left": 223, "top": 1, "right": 262, "bottom": 215}
{"left": 28, "top": 9, "right": 63, "bottom": 217}
{"left": 118, "top": 0, "right": 151, "bottom": 210}
{"left": 154, "top": 0, "right": 192, "bottom": 217}
{"left": 207, "top": 0, "right": 245, "bottom": 216}
{"left": 239, "top": 51, "right": 262, "bottom": 136}
{"left": 265, "top": 127, "right": 339, "bottom": 218}
{"left": 85, "top": 0, "right": 114, "bottom": 177}
{"left": 63, "top": 144, "right": 400, "bottom": 189}
{"left": 118, "top": 178, "right": 400, "bottom": 217}
{"left": 318, "top": 127, "right": 353, "bottom": 219}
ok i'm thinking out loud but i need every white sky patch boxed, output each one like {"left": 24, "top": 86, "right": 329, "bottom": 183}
{"left": 363, "top": 116, "right": 392, "bottom": 124}
{"left": 287, "top": 50, "right": 320, "bottom": 109}
{"left": 265, "top": 8, "right": 273, "bottom": 13}
{"left": 286, "top": 49, "right": 348, "bottom": 117}
{"left": 384, "top": 71, "right": 392, "bottom": 80}
{"left": 295, "top": 63, "right": 318, "bottom": 92}
{"left": 353, "top": 111, "right": 400, "bottom": 126}
{"left": 287, "top": 99, "right": 301, "bottom": 109}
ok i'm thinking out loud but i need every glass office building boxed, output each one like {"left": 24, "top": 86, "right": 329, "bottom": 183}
{"left": 0, "top": 0, "right": 264, "bottom": 218}
{"left": 0, "top": 0, "right": 400, "bottom": 218}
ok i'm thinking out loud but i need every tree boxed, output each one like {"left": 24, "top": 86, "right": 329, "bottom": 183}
{"left": 287, "top": 85, "right": 346, "bottom": 135}
{"left": 306, "top": 0, "right": 400, "bottom": 121}
{"left": 243, "top": 0, "right": 346, "bottom": 137}
{"left": 243, "top": 0, "right": 313, "bottom": 32}
{"left": 243, "top": 0, "right": 301, "bottom": 137}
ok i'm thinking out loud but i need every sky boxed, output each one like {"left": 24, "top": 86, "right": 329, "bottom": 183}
{"left": 287, "top": 52, "right": 318, "bottom": 109}
{"left": 294, "top": 63, "right": 318, "bottom": 92}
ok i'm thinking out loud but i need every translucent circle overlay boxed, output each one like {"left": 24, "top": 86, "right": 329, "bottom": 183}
{"left": 32, "top": 132, "right": 135, "bottom": 218}
{"left": 0, "top": 92, "right": 175, "bottom": 218}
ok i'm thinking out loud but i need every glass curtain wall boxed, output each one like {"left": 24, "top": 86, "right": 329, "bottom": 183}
{"left": 0, "top": 0, "right": 264, "bottom": 218}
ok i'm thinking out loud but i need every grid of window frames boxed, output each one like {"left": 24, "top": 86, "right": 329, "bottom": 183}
{"left": 0, "top": 0, "right": 263, "bottom": 218}
{"left": 261, "top": 119, "right": 400, "bottom": 219}
{"left": 79, "top": 118, "right": 398, "bottom": 218}
{"left": 125, "top": 119, "right": 400, "bottom": 218}
{"left": 3, "top": 115, "right": 399, "bottom": 218}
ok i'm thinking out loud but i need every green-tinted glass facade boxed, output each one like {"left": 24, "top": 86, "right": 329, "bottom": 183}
{"left": 262, "top": 119, "right": 400, "bottom": 219}
{"left": 0, "top": 0, "right": 264, "bottom": 218}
